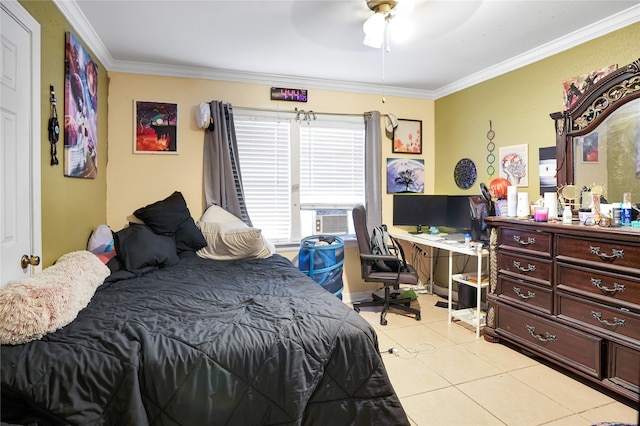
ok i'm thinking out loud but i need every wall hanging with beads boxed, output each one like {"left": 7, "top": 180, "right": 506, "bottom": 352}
{"left": 48, "top": 85, "right": 59, "bottom": 166}
{"left": 486, "top": 121, "right": 496, "bottom": 178}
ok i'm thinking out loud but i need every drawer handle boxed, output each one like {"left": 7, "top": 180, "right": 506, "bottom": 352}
{"left": 525, "top": 325, "right": 557, "bottom": 342}
{"left": 513, "top": 235, "right": 536, "bottom": 246}
{"left": 513, "top": 287, "right": 536, "bottom": 300}
{"left": 591, "top": 311, "right": 626, "bottom": 327}
{"left": 513, "top": 261, "right": 536, "bottom": 273}
{"left": 589, "top": 246, "right": 624, "bottom": 261}
{"left": 590, "top": 278, "right": 625, "bottom": 295}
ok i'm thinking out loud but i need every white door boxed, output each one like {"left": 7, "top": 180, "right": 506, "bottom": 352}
{"left": 1, "top": 1, "right": 41, "bottom": 287}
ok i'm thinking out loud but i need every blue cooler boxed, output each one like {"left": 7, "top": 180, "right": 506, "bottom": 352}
{"left": 298, "top": 235, "right": 345, "bottom": 299}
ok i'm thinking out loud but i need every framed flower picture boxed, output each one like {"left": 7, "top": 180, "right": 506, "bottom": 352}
{"left": 392, "top": 119, "right": 422, "bottom": 154}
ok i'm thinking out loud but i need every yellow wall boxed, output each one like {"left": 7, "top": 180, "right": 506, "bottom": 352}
{"left": 435, "top": 22, "right": 640, "bottom": 201}
{"left": 19, "top": 0, "right": 108, "bottom": 267}
{"left": 106, "top": 73, "right": 434, "bottom": 296}
{"left": 106, "top": 74, "right": 434, "bottom": 229}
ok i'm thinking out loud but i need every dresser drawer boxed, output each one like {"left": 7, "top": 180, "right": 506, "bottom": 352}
{"left": 556, "top": 234, "right": 640, "bottom": 272}
{"left": 607, "top": 343, "right": 640, "bottom": 396}
{"left": 495, "top": 303, "right": 602, "bottom": 378}
{"left": 557, "top": 292, "right": 640, "bottom": 344}
{"left": 498, "top": 252, "right": 552, "bottom": 285}
{"left": 498, "top": 275, "right": 552, "bottom": 314}
{"left": 500, "top": 228, "right": 552, "bottom": 257}
{"left": 557, "top": 263, "right": 640, "bottom": 308}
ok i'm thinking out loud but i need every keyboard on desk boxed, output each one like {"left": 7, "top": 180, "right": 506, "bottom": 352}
{"left": 413, "top": 233, "right": 444, "bottom": 241}
{"left": 443, "top": 233, "right": 466, "bottom": 242}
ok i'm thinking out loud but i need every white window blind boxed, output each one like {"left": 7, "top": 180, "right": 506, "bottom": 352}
{"left": 300, "top": 122, "right": 365, "bottom": 208}
{"left": 234, "top": 110, "right": 365, "bottom": 244}
{"left": 234, "top": 116, "right": 291, "bottom": 241}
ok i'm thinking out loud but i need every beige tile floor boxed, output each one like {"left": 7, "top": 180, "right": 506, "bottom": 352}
{"left": 353, "top": 293, "right": 640, "bottom": 426}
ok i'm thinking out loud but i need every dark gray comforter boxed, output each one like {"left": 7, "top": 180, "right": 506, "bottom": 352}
{"left": 1, "top": 254, "right": 408, "bottom": 425}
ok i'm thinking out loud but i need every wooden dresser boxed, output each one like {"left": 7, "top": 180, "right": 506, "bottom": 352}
{"left": 484, "top": 217, "right": 640, "bottom": 402}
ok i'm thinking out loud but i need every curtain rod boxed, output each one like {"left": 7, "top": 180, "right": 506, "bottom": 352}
{"left": 233, "top": 105, "right": 373, "bottom": 119}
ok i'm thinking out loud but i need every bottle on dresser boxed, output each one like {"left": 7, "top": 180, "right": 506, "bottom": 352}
{"left": 562, "top": 205, "right": 572, "bottom": 224}
{"left": 621, "top": 192, "right": 632, "bottom": 226}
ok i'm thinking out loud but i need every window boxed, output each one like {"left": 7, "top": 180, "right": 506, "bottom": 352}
{"left": 234, "top": 110, "right": 366, "bottom": 244}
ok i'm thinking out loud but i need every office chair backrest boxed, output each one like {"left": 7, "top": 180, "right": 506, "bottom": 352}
{"left": 352, "top": 204, "right": 374, "bottom": 277}
{"left": 352, "top": 204, "right": 370, "bottom": 254}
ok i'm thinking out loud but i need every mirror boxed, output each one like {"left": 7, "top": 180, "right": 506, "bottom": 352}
{"left": 552, "top": 58, "right": 640, "bottom": 210}
{"left": 573, "top": 99, "right": 640, "bottom": 204}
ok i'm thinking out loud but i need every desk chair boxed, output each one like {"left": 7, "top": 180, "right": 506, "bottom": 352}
{"left": 352, "top": 204, "right": 421, "bottom": 325}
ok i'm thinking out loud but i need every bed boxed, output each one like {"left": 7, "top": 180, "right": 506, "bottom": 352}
{"left": 0, "top": 193, "right": 408, "bottom": 425}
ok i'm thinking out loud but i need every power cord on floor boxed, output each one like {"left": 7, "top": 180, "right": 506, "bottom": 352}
{"left": 380, "top": 347, "right": 400, "bottom": 356}
{"left": 381, "top": 342, "right": 437, "bottom": 359}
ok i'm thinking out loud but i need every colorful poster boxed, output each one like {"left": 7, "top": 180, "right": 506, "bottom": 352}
{"left": 64, "top": 32, "right": 98, "bottom": 178}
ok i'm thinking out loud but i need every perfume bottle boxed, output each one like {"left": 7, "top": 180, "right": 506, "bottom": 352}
{"left": 621, "top": 192, "right": 632, "bottom": 226}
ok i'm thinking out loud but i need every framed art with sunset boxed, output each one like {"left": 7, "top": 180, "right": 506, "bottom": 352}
{"left": 134, "top": 101, "right": 178, "bottom": 154}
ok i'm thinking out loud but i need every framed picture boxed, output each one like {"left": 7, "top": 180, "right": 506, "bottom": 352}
{"left": 386, "top": 158, "right": 424, "bottom": 193}
{"left": 392, "top": 119, "right": 422, "bottom": 154}
{"left": 499, "top": 144, "right": 528, "bottom": 187}
{"left": 539, "top": 146, "right": 557, "bottom": 194}
{"left": 134, "top": 100, "right": 178, "bottom": 154}
{"left": 562, "top": 64, "right": 617, "bottom": 110}
{"left": 581, "top": 133, "right": 599, "bottom": 163}
{"left": 64, "top": 32, "right": 98, "bottom": 178}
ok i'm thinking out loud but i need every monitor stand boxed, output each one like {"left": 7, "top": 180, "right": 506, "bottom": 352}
{"left": 409, "top": 225, "right": 423, "bottom": 234}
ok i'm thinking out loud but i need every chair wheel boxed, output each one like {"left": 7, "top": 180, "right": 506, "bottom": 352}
{"left": 380, "top": 318, "right": 388, "bottom": 326}
{"left": 415, "top": 313, "right": 421, "bottom": 321}
{"left": 354, "top": 306, "right": 360, "bottom": 313}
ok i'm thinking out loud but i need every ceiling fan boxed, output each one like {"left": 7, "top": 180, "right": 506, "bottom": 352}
{"left": 362, "top": 0, "right": 415, "bottom": 50}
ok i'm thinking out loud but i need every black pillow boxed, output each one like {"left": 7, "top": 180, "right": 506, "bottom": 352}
{"left": 133, "top": 191, "right": 190, "bottom": 234}
{"left": 113, "top": 224, "right": 179, "bottom": 273}
{"left": 175, "top": 217, "right": 207, "bottom": 252}
{"left": 133, "top": 191, "right": 206, "bottom": 252}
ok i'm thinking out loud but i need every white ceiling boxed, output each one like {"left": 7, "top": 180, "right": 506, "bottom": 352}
{"left": 56, "top": 0, "right": 640, "bottom": 99}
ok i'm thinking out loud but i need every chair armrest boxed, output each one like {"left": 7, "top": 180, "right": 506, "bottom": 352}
{"left": 360, "top": 253, "right": 401, "bottom": 264}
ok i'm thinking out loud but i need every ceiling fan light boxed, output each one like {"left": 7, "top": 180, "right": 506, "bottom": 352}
{"left": 363, "top": 12, "right": 385, "bottom": 35}
{"left": 363, "top": 32, "right": 383, "bottom": 48}
{"left": 387, "top": 14, "right": 414, "bottom": 43}
{"left": 363, "top": 11, "right": 386, "bottom": 48}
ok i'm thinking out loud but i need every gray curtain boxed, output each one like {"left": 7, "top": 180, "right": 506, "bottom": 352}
{"left": 203, "top": 101, "right": 252, "bottom": 225}
{"left": 364, "top": 111, "right": 382, "bottom": 232}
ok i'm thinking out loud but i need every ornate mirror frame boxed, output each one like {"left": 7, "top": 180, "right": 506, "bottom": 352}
{"left": 551, "top": 57, "right": 640, "bottom": 209}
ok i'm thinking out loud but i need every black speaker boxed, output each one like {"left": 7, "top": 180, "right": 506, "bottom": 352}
{"left": 48, "top": 116, "right": 59, "bottom": 143}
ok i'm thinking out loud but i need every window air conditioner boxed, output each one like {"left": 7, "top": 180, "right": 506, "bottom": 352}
{"left": 314, "top": 212, "right": 348, "bottom": 235}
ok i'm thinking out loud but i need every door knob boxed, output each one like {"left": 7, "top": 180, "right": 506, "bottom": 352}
{"left": 21, "top": 255, "right": 41, "bottom": 269}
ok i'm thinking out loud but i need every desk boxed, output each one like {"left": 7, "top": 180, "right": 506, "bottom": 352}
{"left": 393, "top": 233, "right": 489, "bottom": 337}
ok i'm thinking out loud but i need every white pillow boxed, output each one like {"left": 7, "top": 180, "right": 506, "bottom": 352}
{"left": 199, "top": 204, "right": 245, "bottom": 224}
{"left": 196, "top": 205, "right": 275, "bottom": 260}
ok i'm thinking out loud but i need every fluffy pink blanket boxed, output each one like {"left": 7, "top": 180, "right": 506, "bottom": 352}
{"left": 0, "top": 250, "right": 110, "bottom": 345}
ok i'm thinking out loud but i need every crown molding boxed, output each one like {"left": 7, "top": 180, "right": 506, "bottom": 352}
{"left": 53, "top": 0, "right": 114, "bottom": 67}
{"left": 107, "top": 59, "right": 438, "bottom": 100}
{"left": 434, "top": 4, "right": 640, "bottom": 99}
{"left": 55, "top": 1, "right": 639, "bottom": 101}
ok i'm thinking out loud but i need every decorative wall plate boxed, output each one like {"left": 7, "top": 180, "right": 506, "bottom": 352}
{"left": 454, "top": 158, "right": 477, "bottom": 189}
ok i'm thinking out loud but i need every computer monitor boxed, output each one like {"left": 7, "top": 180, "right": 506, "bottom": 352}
{"left": 469, "top": 195, "right": 490, "bottom": 245}
{"left": 393, "top": 195, "right": 448, "bottom": 234}
{"left": 445, "top": 195, "right": 474, "bottom": 232}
